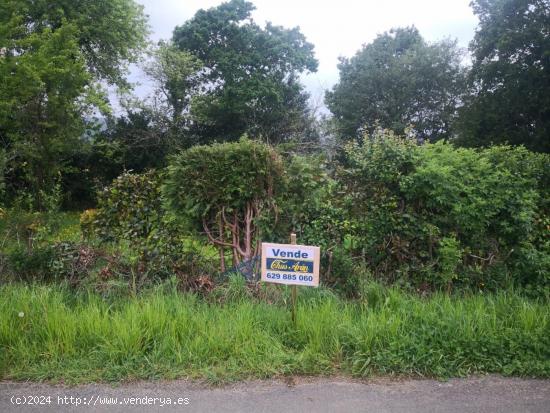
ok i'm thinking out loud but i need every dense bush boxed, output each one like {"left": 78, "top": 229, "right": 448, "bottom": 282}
{"left": 93, "top": 170, "right": 171, "bottom": 289}
{"left": 3, "top": 241, "right": 98, "bottom": 284}
{"left": 164, "top": 138, "right": 285, "bottom": 268}
{"left": 92, "top": 170, "right": 220, "bottom": 291}
{"left": 79, "top": 209, "right": 98, "bottom": 240}
{"left": 49, "top": 242, "right": 99, "bottom": 285}
{"left": 340, "top": 130, "right": 550, "bottom": 296}
{"left": 95, "top": 170, "right": 163, "bottom": 244}
{"left": 5, "top": 246, "right": 56, "bottom": 281}
{"left": 275, "top": 158, "right": 360, "bottom": 295}
{"left": 4, "top": 132, "right": 548, "bottom": 299}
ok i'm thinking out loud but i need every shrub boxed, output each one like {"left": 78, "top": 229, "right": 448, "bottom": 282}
{"left": 273, "top": 154, "right": 330, "bottom": 240}
{"left": 6, "top": 246, "right": 55, "bottom": 281}
{"left": 93, "top": 170, "right": 223, "bottom": 292}
{"left": 95, "top": 170, "right": 163, "bottom": 244}
{"left": 321, "top": 246, "right": 360, "bottom": 297}
{"left": 49, "top": 242, "right": 99, "bottom": 285}
{"left": 340, "top": 130, "right": 550, "bottom": 295}
{"left": 4, "top": 240, "right": 99, "bottom": 284}
{"left": 79, "top": 209, "right": 98, "bottom": 240}
{"left": 0, "top": 209, "right": 44, "bottom": 250}
{"left": 164, "top": 138, "right": 285, "bottom": 269}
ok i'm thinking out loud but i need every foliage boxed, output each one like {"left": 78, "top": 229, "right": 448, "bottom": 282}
{"left": 0, "top": 20, "right": 94, "bottom": 206}
{"left": 79, "top": 209, "right": 97, "bottom": 240}
{"left": 57, "top": 109, "right": 168, "bottom": 211}
{"left": 456, "top": 0, "right": 550, "bottom": 152}
{"left": 48, "top": 242, "right": 98, "bottom": 285}
{"left": 0, "top": 209, "right": 86, "bottom": 282}
{"left": 164, "top": 138, "right": 285, "bottom": 267}
{"left": 1, "top": 283, "right": 548, "bottom": 383}
{"left": 5, "top": 246, "right": 56, "bottom": 281}
{"left": 0, "top": 149, "right": 5, "bottom": 205}
{"left": 98, "top": 42, "right": 207, "bottom": 166}
{"left": 172, "top": 0, "right": 318, "bottom": 144}
{"left": 0, "top": 0, "right": 148, "bottom": 207}
{"left": 0, "top": 209, "right": 79, "bottom": 252}
{"left": 1, "top": 0, "right": 549, "bottom": 308}
{"left": 144, "top": 42, "right": 203, "bottom": 129}
{"left": 95, "top": 171, "right": 163, "bottom": 244}
{"left": 269, "top": 155, "right": 363, "bottom": 295}
{"left": 164, "top": 139, "right": 284, "bottom": 222}
{"left": 3, "top": 0, "right": 149, "bottom": 86}
{"left": 93, "top": 170, "right": 225, "bottom": 291}
{"left": 270, "top": 154, "right": 331, "bottom": 240}
{"left": 97, "top": 108, "right": 171, "bottom": 173}
{"left": 326, "top": 27, "right": 465, "bottom": 142}
{"left": 320, "top": 246, "right": 360, "bottom": 297}
{"left": 339, "top": 130, "right": 549, "bottom": 295}
{"left": 3, "top": 240, "right": 98, "bottom": 285}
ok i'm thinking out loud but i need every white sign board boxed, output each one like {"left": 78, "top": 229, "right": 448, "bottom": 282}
{"left": 261, "top": 242, "right": 320, "bottom": 287}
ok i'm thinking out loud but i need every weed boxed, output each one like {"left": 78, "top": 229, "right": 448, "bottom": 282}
{"left": 0, "top": 283, "right": 547, "bottom": 383}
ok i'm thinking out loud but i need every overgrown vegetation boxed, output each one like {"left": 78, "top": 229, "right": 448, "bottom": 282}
{"left": 1, "top": 283, "right": 548, "bottom": 383}
{"left": 164, "top": 139, "right": 284, "bottom": 269}
{"left": 1, "top": 134, "right": 548, "bottom": 298}
{"left": 338, "top": 132, "right": 550, "bottom": 297}
{"left": 0, "top": 0, "right": 549, "bottom": 385}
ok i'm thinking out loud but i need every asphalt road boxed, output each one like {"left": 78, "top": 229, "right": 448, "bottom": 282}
{"left": 1, "top": 376, "right": 549, "bottom": 413}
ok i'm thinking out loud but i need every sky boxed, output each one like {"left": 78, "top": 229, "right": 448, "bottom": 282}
{"left": 130, "top": 0, "right": 479, "bottom": 111}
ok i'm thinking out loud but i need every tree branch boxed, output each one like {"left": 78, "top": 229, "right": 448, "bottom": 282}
{"left": 202, "top": 217, "right": 234, "bottom": 248}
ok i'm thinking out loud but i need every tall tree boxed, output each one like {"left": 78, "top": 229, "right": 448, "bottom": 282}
{"left": 144, "top": 42, "right": 202, "bottom": 123}
{"left": 142, "top": 41, "right": 204, "bottom": 148}
{"left": 0, "top": 0, "right": 148, "bottom": 206}
{"left": 325, "top": 27, "right": 465, "bottom": 142}
{"left": 172, "top": 0, "right": 318, "bottom": 144}
{"left": 0, "top": 20, "right": 93, "bottom": 204}
{"left": 456, "top": 0, "right": 550, "bottom": 152}
{"left": 5, "top": 0, "right": 149, "bottom": 86}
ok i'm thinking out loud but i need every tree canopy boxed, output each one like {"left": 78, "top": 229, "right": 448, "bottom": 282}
{"left": 2, "top": 0, "right": 149, "bottom": 85}
{"left": 172, "top": 0, "right": 318, "bottom": 144}
{"left": 325, "top": 27, "right": 465, "bottom": 142}
{"left": 456, "top": 0, "right": 550, "bottom": 152}
{"left": 0, "top": 0, "right": 148, "bottom": 206}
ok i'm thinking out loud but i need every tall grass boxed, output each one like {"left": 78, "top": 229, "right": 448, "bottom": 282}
{"left": 0, "top": 282, "right": 548, "bottom": 383}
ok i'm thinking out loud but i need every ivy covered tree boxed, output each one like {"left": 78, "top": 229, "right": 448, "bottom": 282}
{"left": 172, "top": 0, "right": 318, "bottom": 144}
{"left": 142, "top": 41, "right": 204, "bottom": 148}
{"left": 456, "top": 0, "right": 550, "bottom": 153}
{"left": 325, "top": 27, "right": 465, "bottom": 142}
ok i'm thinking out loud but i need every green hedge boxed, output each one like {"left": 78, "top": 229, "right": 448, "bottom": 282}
{"left": 339, "top": 131, "right": 549, "bottom": 296}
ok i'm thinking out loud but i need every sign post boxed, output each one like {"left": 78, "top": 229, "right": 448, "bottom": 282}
{"left": 261, "top": 234, "right": 320, "bottom": 325}
{"left": 290, "top": 233, "right": 297, "bottom": 324}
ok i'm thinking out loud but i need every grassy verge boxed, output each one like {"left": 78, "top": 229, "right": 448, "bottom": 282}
{"left": 0, "top": 281, "right": 548, "bottom": 383}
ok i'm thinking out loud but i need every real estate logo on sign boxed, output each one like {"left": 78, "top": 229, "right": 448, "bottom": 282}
{"left": 261, "top": 242, "right": 320, "bottom": 287}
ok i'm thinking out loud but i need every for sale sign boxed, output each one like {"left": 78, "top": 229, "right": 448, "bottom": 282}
{"left": 261, "top": 242, "right": 320, "bottom": 287}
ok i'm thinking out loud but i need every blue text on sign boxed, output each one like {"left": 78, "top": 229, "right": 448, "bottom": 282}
{"left": 271, "top": 249, "right": 309, "bottom": 259}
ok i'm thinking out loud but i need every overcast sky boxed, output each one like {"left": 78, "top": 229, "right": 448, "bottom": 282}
{"left": 130, "top": 0, "right": 479, "bottom": 110}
